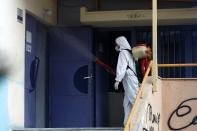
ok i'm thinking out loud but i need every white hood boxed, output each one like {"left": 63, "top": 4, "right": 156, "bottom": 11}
{"left": 115, "top": 36, "right": 131, "bottom": 51}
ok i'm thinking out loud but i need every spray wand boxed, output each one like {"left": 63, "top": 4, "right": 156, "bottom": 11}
{"left": 95, "top": 58, "right": 116, "bottom": 76}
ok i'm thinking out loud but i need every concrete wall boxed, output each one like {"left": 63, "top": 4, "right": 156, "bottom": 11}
{"left": 58, "top": 0, "right": 149, "bottom": 26}
{"left": 58, "top": 0, "right": 196, "bottom": 26}
{"left": 107, "top": 92, "right": 124, "bottom": 127}
{"left": 0, "top": 0, "right": 57, "bottom": 130}
{"left": 58, "top": 0, "right": 95, "bottom": 26}
{"left": 128, "top": 78, "right": 197, "bottom": 131}
{"left": 129, "top": 77, "right": 162, "bottom": 131}
{"left": 144, "top": 78, "right": 162, "bottom": 131}
{"left": 162, "top": 79, "right": 197, "bottom": 131}
{"left": 126, "top": 77, "right": 197, "bottom": 131}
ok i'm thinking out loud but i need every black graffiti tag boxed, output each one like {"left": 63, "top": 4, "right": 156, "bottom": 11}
{"left": 144, "top": 104, "right": 160, "bottom": 131}
{"left": 168, "top": 98, "right": 197, "bottom": 130}
{"left": 153, "top": 113, "right": 160, "bottom": 124}
{"left": 143, "top": 128, "right": 148, "bottom": 131}
{"left": 143, "top": 126, "right": 154, "bottom": 131}
{"left": 146, "top": 104, "right": 152, "bottom": 122}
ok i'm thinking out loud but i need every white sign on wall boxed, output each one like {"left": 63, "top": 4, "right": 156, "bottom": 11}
{"left": 17, "top": 8, "right": 23, "bottom": 24}
{"left": 26, "top": 44, "right": 32, "bottom": 53}
{"left": 26, "top": 31, "right": 32, "bottom": 44}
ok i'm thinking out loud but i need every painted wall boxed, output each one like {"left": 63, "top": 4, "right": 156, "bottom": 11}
{"left": 162, "top": 79, "right": 197, "bottom": 131}
{"left": 129, "top": 77, "right": 162, "bottom": 131}
{"left": 142, "top": 78, "right": 162, "bottom": 131}
{"left": 128, "top": 78, "right": 197, "bottom": 131}
{"left": 0, "top": 0, "right": 57, "bottom": 130}
{"left": 126, "top": 76, "right": 197, "bottom": 131}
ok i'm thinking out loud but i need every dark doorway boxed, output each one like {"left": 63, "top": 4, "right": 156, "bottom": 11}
{"left": 94, "top": 29, "right": 131, "bottom": 127}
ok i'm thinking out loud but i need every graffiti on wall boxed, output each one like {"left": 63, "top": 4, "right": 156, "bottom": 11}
{"left": 143, "top": 104, "right": 161, "bottom": 131}
{"left": 168, "top": 98, "right": 197, "bottom": 130}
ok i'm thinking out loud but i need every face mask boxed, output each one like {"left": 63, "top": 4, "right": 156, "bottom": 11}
{"left": 115, "top": 46, "right": 120, "bottom": 52}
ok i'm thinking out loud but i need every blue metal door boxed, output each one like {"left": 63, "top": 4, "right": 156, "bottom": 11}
{"left": 48, "top": 27, "right": 94, "bottom": 127}
{"left": 25, "top": 14, "right": 37, "bottom": 127}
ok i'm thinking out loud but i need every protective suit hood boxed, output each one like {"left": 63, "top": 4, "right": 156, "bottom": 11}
{"left": 115, "top": 36, "right": 131, "bottom": 51}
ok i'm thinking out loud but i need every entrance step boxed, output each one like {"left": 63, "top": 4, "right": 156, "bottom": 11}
{"left": 13, "top": 128, "right": 123, "bottom": 131}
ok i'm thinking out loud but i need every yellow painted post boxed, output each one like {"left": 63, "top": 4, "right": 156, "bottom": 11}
{"left": 152, "top": 0, "right": 158, "bottom": 92}
{"left": 158, "top": 63, "right": 197, "bottom": 67}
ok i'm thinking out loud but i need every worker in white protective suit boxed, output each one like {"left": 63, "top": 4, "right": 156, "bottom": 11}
{"left": 114, "top": 36, "right": 140, "bottom": 125}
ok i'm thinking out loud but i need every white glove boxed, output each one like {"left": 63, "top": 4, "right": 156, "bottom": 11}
{"left": 114, "top": 81, "right": 120, "bottom": 90}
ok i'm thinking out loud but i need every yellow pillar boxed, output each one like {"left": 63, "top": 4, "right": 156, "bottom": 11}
{"left": 152, "top": 0, "right": 158, "bottom": 92}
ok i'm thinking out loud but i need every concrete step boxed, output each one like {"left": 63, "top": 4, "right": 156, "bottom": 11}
{"left": 13, "top": 128, "right": 123, "bottom": 131}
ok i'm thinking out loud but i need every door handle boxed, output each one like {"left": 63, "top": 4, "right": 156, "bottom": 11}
{"left": 30, "top": 56, "right": 40, "bottom": 93}
{"left": 83, "top": 74, "right": 93, "bottom": 79}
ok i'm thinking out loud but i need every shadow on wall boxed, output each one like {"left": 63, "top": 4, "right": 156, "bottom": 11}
{"left": 0, "top": 50, "right": 12, "bottom": 76}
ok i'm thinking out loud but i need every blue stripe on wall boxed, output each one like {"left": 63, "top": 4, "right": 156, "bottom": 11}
{"left": 0, "top": 76, "right": 9, "bottom": 131}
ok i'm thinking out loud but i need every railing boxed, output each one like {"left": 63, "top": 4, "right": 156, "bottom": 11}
{"left": 158, "top": 63, "right": 197, "bottom": 79}
{"left": 158, "top": 63, "right": 197, "bottom": 68}
{"left": 123, "top": 61, "right": 153, "bottom": 131}
{"left": 123, "top": 62, "right": 197, "bottom": 131}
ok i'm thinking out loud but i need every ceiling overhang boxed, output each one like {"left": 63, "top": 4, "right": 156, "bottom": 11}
{"left": 80, "top": 7, "right": 197, "bottom": 27}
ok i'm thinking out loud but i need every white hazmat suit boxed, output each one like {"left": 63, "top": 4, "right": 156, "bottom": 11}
{"left": 114, "top": 36, "right": 140, "bottom": 125}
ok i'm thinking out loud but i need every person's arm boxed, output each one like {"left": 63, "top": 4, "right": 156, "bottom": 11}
{"left": 115, "top": 51, "right": 128, "bottom": 82}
